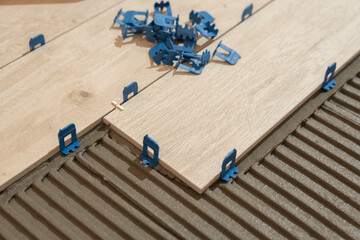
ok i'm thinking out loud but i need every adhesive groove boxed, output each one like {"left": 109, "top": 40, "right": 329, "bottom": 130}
{"left": 249, "top": 168, "right": 351, "bottom": 239}
{"left": 100, "top": 138, "right": 240, "bottom": 239}
{"left": 263, "top": 155, "right": 360, "bottom": 229}
{"left": 86, "top": 147, "right": 210, "bottom": 240}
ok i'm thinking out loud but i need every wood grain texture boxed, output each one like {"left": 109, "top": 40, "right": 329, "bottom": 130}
{"left": 104, "top": 0, "right": 360, "bottom": 194}
{"left": 0, "top": 0, "right": 270, "bottom": 191}
{"left": 0, "top": 0, "right": 124, "bottom": 68}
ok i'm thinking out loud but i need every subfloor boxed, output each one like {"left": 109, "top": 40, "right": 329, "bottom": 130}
{"left": 0, "top": 57, "right": 359, "bottom": 239}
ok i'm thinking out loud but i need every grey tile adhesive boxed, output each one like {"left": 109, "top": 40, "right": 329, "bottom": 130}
{"left": 0, "top": 56, "right": 359, "bottom": 239}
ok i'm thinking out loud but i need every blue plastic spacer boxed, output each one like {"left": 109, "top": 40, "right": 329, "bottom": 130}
{"left": 113, "top": 8, "right": 123, "bottom": 25}
{"left": 165, "top": 38, "right": 194, "bottom": 53}
{"left": 182, "top": 50, "right": 210, "bottom": 66}
{"left": 58, "top": 123, "right": 80, "bottom": 155}
{"left": 183, "top": 38, "right": 197, "bottom": 51}
{"left": 121, "top": 24, "right": 145, "bottom": 39}
{"left": 176, "top": 24, "right": 197, "bottom": 41}
{"left": 195, "top": 22, "right": 218, "bottom": 39}
{"left": 242, "top": 4, "right": 253, "bottom": 22}
{"left": 200, "top": 50, "right": 211, "bottom": 66}
{"left": 162, "top": 50, "right": 179, "bottom": 66}
{"left": 181, "top": 52, "right": 199, "bottom": 62}
{"left": 29, "top": 34, "right": 45, "bottom": 51}
{"left": 139, "top": 135, "right": 159, "bottom": 168}
{"left": 189, "top": 10, "right": 215, "bottom": 25}
{"left": 123, "top": 81, "right": 138, "bottom": 102}
{"left": 176, "top": 51, "right": 210, "bottom": 75}
{"left": 118, "top": 10, "right": 148, "bottom": 26}
{"left": 322, "top": 62, "right": 337, "bottom": 91}
{"left": 143, "top": 24, "right": 161, "bottom": 42}
{"left": 176, "top": 53, "right": 203, "bottom": 75}
{"left": 189, "top": 10, "right": 201, "bottom": 25}
{"left": 154, "top": 1, "right": 172, "bottom": 16}
{"left": 143, "top": 26, "right": 157, "bottom": 42}
{"left": 149, "top": 42, "right": 168, "bottom": 65}
{"left": 213, "top": 40, "right": 241, "bottom": 65}
{"left": 221, "top": 149, "right": 239, "bottom": 181}
{"left": 144, "top": 21, "right": 175, "bottom": 43}
{"left": 174, "top": 41, "right": 195, "bottom": 53}
{"left": 154, "top": 14, "right": 178, "bottom": 29}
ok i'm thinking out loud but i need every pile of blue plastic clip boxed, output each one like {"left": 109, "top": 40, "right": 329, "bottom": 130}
{"left": 113, "top": 1, "right": 240, "bottom": 75}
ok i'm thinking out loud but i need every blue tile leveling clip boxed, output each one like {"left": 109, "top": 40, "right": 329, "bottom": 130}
{"left": 195, "top": 22, "right": 218, "bottom": 39}
{"left": 322, "top": 62, "right": 337, "bottom": 91}
{"left": 176, "top": 50, "right": 210, "bottom": 75}
{"left": 123, "top": 82, "right": 138, "bottom": 102}
{"left": 113, "top": 9, "right": 148, "bottom": 26}
{"left": 149, "top": 42, "right": 168, "bottom": 65}
{"left": 139, "top": 135, "right": 159, "bottom": 168}
{"left": 29, "top": 34, "right": 45, "bottom": 51}
{"left": 58, "top": 123, "right": 80, "bottom": 155}
{"left": 154, "top": 14, "right": 178, "bottom": 29}
{"left": 242, "top": 4, "right": 253, "bottom": 22}
{"left": 189, "top": 10, "right": 215, "bottom": 25}
{"left": 113, "top": 9, "right": 123, "bottom": 25}
{"left": 154, "top": 1, "right": 172, "bottom": 16}
{"left": 213, "top": 41, "right": 241, "bottom": 65}
{"left": 221, "top": 149, "right": 239, "bottom": 181}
